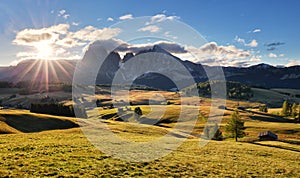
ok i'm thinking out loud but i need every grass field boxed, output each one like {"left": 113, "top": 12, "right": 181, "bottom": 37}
{"left": 0, "top": 127, "right": 299, "bottom": 177}
{"left": 1, "top": 88, "right": 300, "bottom": 177}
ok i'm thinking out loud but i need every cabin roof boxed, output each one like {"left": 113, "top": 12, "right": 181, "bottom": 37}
{"left": 258, "top": 131, "right": 278, "bottom": 138}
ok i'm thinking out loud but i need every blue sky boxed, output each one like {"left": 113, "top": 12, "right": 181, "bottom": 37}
{"left": 0, "top": 0, "right": 300, "bottom": 66}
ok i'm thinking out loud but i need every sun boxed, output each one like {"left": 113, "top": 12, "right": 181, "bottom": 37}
{"left": 34, "top": 42, "right": 54, "bottom": 59}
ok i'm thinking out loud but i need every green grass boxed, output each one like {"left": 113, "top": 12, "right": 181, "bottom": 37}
{"left": 0, "top": 128, "right": 299, "bottom": 177}
{"left": 1, "top": 89, "right": 300, "bottom": 177}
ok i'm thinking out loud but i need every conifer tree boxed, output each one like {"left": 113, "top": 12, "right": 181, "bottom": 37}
{"left": 225, "top": 110, "right": 245, "bottom": 141}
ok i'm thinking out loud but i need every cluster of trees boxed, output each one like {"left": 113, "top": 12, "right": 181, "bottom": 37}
{"left": 281, "top": 101, "right": 300, "bottom": 121}
{"left": 30, "top": 102, "right": 87, "bottom": 118}
{"left": 0, "top": 81, "right": 13, "bottom": 88}
{"left": 203, "top": 110, "right": 246, "bottom": 141}
{"left": 184, "top": 81, "right": 253, "bottom": 100}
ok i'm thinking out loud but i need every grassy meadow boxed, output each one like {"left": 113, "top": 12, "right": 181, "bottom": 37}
{"left": 0, "top": 88, "right": 300, "bottom": 177}
{"left": 1, "top": 125, "right": 300, "bottom": 177}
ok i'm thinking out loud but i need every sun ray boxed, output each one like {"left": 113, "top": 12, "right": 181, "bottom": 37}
{"left": 62, "top": 60, "right": 77, "bottom": 69}
{"left": 43, "top": 59, "right": 49, "bottom": 92}
{"left": 16, "top": 59, "right": 40, "bottom": 83}
{"left": 53, "top": 60, "right": 73, "bottom": 81}
{"left": 48, "top": 60, "right": 59, "bottom": 82}
{"left": 30, "top": 60, "right": 43, "bottom": 91}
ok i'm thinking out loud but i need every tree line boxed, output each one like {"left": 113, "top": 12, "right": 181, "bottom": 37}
{"left": 204, "top": 109, "right": 245, "bottom": 141}
{"left": 281, "top": 101, "right": 300, "bottom": 121}
{"left": 183, "top": 81, "right": 253, "bottom": 100}
{"left": 30, "top": 102, "right": 87, "bottom": 118}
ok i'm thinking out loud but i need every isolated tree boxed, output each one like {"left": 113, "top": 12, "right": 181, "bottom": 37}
{"left": 134, "top": 107, "right": 142, "bottom": 116}
{"left": 291, "top": 103, "right": 298, "bottom": 118}
{"left": 203, "top": 123, "right": 223, "bottom": 141}
{"left": 281, "top": 101, "right": 290, "bottom": 116}
{"left": 259, "top": 104, "right": 268, "bottom": 113}
{"left": 211, "top": 123, "right": 223, "bottom": 141}
{"left": 134, "top": 107, "right": 143, "bottom": 120}
{"left": 225, "top": 110, "right": 245, "bottom": 141}
{"left": 297, "top": 104, "right": 300, "bottom": 122}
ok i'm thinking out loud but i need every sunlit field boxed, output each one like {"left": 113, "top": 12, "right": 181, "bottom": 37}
{"left": 1, "top": 92, "right": 300, "bottom": 177}
{"left": 0, "top": 127, "right": 299, "bottom": 177}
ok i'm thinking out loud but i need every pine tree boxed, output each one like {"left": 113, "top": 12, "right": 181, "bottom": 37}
{"left": 291, "top": 103, "right": 297, "bottom": 118}
{"left": 203, "top": 123, "right": 223, "bottom": 140}
{"left": 297, "top": 104, "right": 300, "bottom": 122}
{"left": 225, "top": 110, "right": 245, "bottom": 141}
{"left": 281, "top": 100, "right": 290, "bottom": 116}
{"left": 211, "top": 123, "right": 223, "bottom": 141}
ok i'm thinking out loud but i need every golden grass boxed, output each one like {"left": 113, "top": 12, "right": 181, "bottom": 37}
{"left": 0, "top": 128, "right": 299, "bottom": 177}
{"left": 0, "top": 89, "right": 300, "bottom": 176}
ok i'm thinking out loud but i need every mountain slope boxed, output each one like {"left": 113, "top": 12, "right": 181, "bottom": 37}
{"left": 1, "top": 44, "right": 299, "bottom": 89}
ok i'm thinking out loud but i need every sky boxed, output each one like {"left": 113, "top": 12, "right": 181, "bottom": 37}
{"left": 0, "top": 0, "right": 300, "bottom": 67}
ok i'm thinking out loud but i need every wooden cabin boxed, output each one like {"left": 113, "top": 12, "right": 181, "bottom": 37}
{"left": 258, "top": 131, "right": 278, "bottom": 141}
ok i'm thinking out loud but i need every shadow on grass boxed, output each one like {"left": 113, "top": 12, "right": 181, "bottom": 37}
{"left": 247, "top": 140, "right": 300, "bottom": 153}
{"left": 233, "top": 108, "right": 296, "bottom": 123}
{"left": 2, "top": 114, "right": 79, "bottom": 133}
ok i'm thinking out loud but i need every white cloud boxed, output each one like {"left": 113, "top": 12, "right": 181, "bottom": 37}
{"left": 252, "top": 29, "right": 261, "bottom": 33}
{"left": 234, "top": 36, "right": 245, "bottom": 44}
{"left": 113, "top": 39, "right": 258, "bottom": 67}
{"left": 286, "top": 60, "right": 300, "bottom": 67}
{"left": 119, "top": 14, "right": 133, "bottom": 20}
{"left": 97, "top": 18, "right": 102, "bottom": 21}
{"left": 138, "top": 25, "right": 160, "bottom": 33}
{"left": 235, "top": 36, "right": 258, "bottom": 47}
{"left": 186, "top": 42, "right": 253, "bottom": 66}
{"left": 245, "top": 39, "right": 258, "bottom": 47}
{"left": 268, "top": 53, "right": 277, "bottom": 58}
{"left": 69, "top": 26, "right": 121, "bottom": 41}
{"left": 113, "top": 40, "right": 187, "bottom": 54}
{"left": 146, "top": 14, "right": 179, "bottom": 25}
{"left": 72, "top": 22, "right": 79, "bottom": 26}
{"left": 63, "top": 14, "right": 70, "bottom": 19}
{"left": 58, "top": 9, "right": 66, "bottom": 17}
{"left": 13, "top": 24, "right": 121, "bottom": 61}
{"left": 279, "top": 53, "right": 285, "bottom": 57}
{"left": 57, "top": 9, "right": 70, "bottom": 19}
{"left": 13, "top": 24, "right": 70, "bottom": 46}
{"left": 250, "top": 55, "right": 262, "bottom": 62}
{"left": 107, "top": 17, "right": 114, "bottom": 21}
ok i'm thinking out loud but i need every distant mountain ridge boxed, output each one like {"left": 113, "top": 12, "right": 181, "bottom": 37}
{"left": 0, "top": 44, "right": 299, "bottom": 89}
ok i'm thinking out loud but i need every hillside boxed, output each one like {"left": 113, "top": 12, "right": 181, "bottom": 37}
{"left": 0, "top": 110, "right": 79, "bottom": 134}
{"left": 0, "top": 122, "right": 299, "bottom": 177}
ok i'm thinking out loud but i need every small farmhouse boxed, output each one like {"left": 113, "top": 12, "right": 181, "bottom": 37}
{"left": 258, "top": 131, "right": 278, "bottom": 141}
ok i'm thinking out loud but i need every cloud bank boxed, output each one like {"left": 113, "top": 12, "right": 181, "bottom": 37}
{"left": 13, "top": 24, "right": 121, "bottom": 61}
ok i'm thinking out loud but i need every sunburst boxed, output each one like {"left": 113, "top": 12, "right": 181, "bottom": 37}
{"left": 33, "top": 42, "right": 54, "bottom": 59}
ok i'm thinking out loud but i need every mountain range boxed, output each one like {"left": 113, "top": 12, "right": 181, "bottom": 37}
{"left": 0, "top": 44, "right": 299, "bottom": 89}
